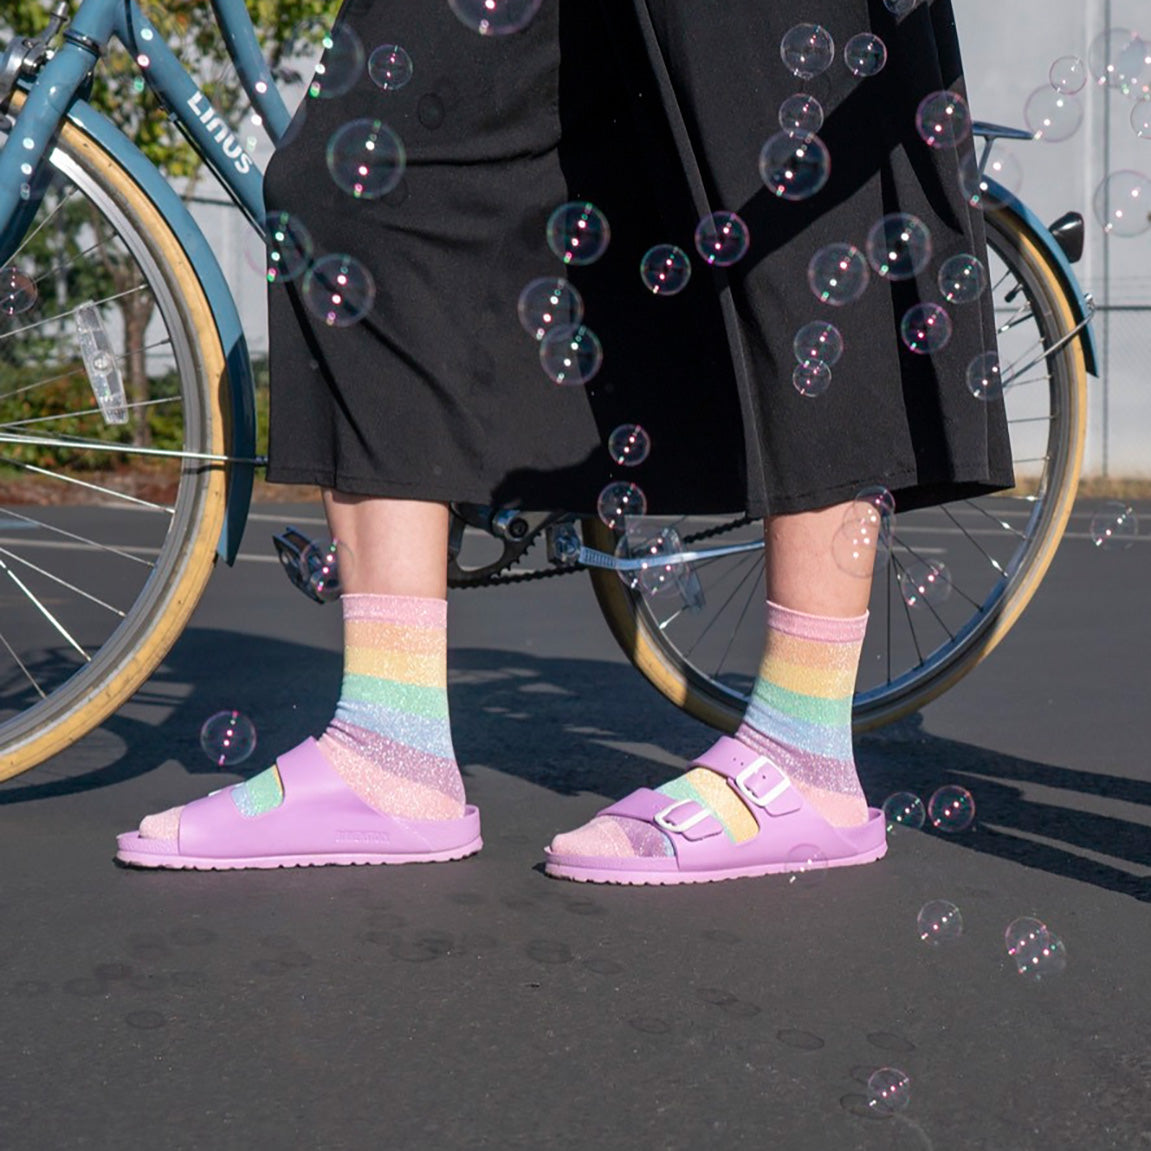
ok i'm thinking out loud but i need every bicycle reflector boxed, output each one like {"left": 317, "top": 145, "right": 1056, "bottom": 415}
{"left": 74, "top": 302, "right": 128, "bottom": 424}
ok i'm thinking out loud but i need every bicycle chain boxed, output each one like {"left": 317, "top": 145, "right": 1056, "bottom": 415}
{"left": 457, "top": 513, "right": 759, "bottom": 589}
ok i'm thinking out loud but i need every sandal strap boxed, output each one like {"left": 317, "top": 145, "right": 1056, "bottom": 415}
{"left": 600, "top": 788, "right": 726, "bottom": 842}
{"left": 691, "top": 736, "right": 803, "bottom": 819}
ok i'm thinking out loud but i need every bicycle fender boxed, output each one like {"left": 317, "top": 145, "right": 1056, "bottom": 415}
{"left": 985, "top": 181, "right": 1100, "bottom": 378}
{"left": 63, "top": 99, "right": 256, "bottom": 564}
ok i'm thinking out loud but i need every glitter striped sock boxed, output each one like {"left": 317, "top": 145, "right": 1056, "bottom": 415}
{"left": 317, "top": 593, "right": 465, "bottom": 820}
{"left": 734, "top": 600, "right": 868, "bottom": 828}
{"left": 549, "top": 601, "right": 868, "bottom": 861}
{"left": 137, "top": 593, "right": 463, "bottom": 842}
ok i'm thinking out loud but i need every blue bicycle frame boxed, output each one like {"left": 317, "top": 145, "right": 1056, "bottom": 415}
{"left": 0, "top": 0, "right": 298, "bottom": 562}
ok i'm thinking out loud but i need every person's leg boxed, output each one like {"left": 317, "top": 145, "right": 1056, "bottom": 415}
{"left": 550, "top": 499, "right": 877, "bottom": 862}
{"left": 130, "top": 494, "right": 467, "bottom": 848}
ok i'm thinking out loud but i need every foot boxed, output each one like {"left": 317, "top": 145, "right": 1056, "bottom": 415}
{"left": 545, "top": 736, "right": 885, "bottom": 885}
{"left": 116, "top": 739, "right": 481, "bottom": 871}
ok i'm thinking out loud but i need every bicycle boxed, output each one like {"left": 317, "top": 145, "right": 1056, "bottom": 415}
{"left": 0, "top": 0, "right": 1097, "bottom": 781}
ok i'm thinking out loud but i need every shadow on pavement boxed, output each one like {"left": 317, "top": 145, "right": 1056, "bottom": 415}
{"left": 3, "top": 627, "right": 1147, "bottom": 902}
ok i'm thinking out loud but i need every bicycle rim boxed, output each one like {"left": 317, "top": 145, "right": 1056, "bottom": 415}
{"left": 587, "top": 204, "right": 1088, "bottom": 733}
{"left": 0, "top": 108, "right": 228, "bottom": 778}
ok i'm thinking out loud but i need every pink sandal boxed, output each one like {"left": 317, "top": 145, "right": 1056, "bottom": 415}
{"left": 543, "top": 736, "right": 886, "bottom": 885}
{"left": 116, "top": 738, "right": 482, "bottom": 871}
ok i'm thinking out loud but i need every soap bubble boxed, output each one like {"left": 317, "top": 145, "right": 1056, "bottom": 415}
{"left": 540, "top": 324, "right": 603, "bottom": 385}
{"left": 900, "top": 303, "right": 952, "bottom": 354}
{"left": 759, "top": 132, "right": 831, "bottom": 200}
{"left": 793, "top": 360, "right": 832, "bottom": 397}
{"left": 1024, "top": 87, "right": 1083, "bottom": 142}
{"left": 793, "top": 321, "right": 843, "bottom": 366}
{"left": 615, "top": 524, "right": 703, "bottom": 608}
{"left": 200, "top": 710, "right": 257, "bottom": 767}
{"left": 640, "top": 244, "right": 692, "bottom": 295}
{"left": 517, "top": 277, "right": 584, "bottom": 341}
{"left": 780, "top": 24, "right": 835, "bottom": 80}
{"left": 882, "top": 792, "right": 926, "bottom": 831}
{"left": 855, "top": 485, "right": 896, "bottom": 518}
{"left": 368, "top": 44, "right": 413, "bottom": 91}
{"left": 262, "top": 212, "right": 313, "bottom": 284}
{"left": 1133, "top": 102, "right": 1151, "bottom": 139}
{"left": 1089, "top": 501, "right": 1138, "bottom": 550}
{"left": 326, "top": 118, "right": 406, "bottom": 198}
{"left": 958, "top": 149, "right": 1024, "bottom": 210}
{"left": 597, "top": 481, "right": 647, "bottom": 529}
{"left": 883, "top": 0, "right": 920, "bottom": 13}
{"left": 1006, "top": 917, "right": 1067, "bottom": 980}
{"left": 303, "top": 255, "right": 376, "bottom": 328}
{"left": 614, "top": 528, "right": 681, "bottom": 596}
{"left": 778, "top": 93, "right": 824, "bottom": 137}
{"left": 808, "top": 243, "right": 870, "bottom": 306}
{"left": 1093, "top": 170, "right": 1151, "bottom": 238}
{"left": 866, "top": 213, "right": 932, "bottom": 280}
{"left": 916, "top": 90, "right": 972, "bottom": 148}
{"left": 844, "top": 33, "right": 887, "bottom": 77}
{"left": 867, "top": 1068, "right": 911, "bottom": 1113}
{"left": 928, "top": 785, "right": 975, "bottom": 832}
{"left": 298, "top": 538, "right": 349, "bottom": 601}
{"left": 1049, "top": 55, "right": 1087, "bottom": 95}
{"left": 0, "top": 267, "right": 37, "bottom": 317}
{"left": 832, "top": 512, "right": 885, "bottom": 578}
{"left": 1088, "top": 28, "right": 1149, "bottom": 96}
{"left": 308, "top": 24, "right": 364, "bottom": 100}
{"left": 898, "top": 558, "right": 951, "bottom": 609}
{"left": 547, "top": 201, "right": 611, "bottom": 266}
{"left": 693, "top": 211, "right": 750, "bottom": 266}
{"left": 938, "top": 253, "right": 987, "bottom": 304}
{"left": 917, "top": 899, "right": 964, "bottom": 945}
{"left": 448, "top": 0, "right": 542, "bottom": 36}
{"left": 966, "top": 352, "right": 1003, "bottom": 401}
{"left": 608, "top": 424, "right": 652, "bottom": 467}
{"left": 785, "top": 843, "right": 829, "bottom": 886}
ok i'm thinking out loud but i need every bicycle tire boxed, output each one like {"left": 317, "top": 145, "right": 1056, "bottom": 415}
{"left": 0, "top": 103, "right": 229, "bottom": 779}
{"left": 586, "top": 202, "right": 1089, "bottom": 734}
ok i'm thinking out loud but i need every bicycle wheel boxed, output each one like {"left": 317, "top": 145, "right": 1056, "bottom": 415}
{"left": 0, "top": 103, "right": 229, "bottom": 779}
{"left": 587, "top": 203, "right": 1089, "bottom": 733}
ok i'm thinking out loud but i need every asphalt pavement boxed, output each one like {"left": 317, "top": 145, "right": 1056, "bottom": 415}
{"left": 1, "top": 501, "right": 1149, "bottom": 1150}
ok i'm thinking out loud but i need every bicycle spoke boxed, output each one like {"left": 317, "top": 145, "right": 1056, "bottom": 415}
{"left": 941, "top": 505, "right": 1006, "bottom": 574}
{"left": 5, "top": 463, "right": 176, "bottom": 513}
{"left": 0, "top": 545, "right": 126, "bottom": 616}
{"left": 0, "top": 507, "right": 154, "bottom": 566}
{"left": 5, "top": 184, "right": 81, "bottom": 266}
{"left": 0, "top": 628, "right": 48, "bottom": 700}
{"left": 0, "top": 555, "right": 90, "bottom": 660}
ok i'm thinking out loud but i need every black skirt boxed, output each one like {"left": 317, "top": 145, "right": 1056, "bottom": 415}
{"left": 264, "top": 0, "right": 1013, "bottom": 516}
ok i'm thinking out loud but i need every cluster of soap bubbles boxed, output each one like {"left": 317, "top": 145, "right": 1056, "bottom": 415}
{"left": 1089, "top": 501, "right": 1140, "bottom": 550}
{"left": 199, "top": 709, "right": 258, "bottom": 767}
{"left": 832, "top": 486, "right": 895, "bottom": 578}
{"left": 882, "top": 784, "right": 975, "bottom": 834}
{"left": 0, "top": 266, "right": 38, "bottom": 318}
{"left": 914, "top": 902, "right": 1067, "bottom": 981}
{"left": 1029, "top": 30, "right": 1151, "bottom": 238}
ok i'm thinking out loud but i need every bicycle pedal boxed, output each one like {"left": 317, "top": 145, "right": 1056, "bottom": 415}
{"left": 272, "top": 527, "right": 338, "bottom": 604}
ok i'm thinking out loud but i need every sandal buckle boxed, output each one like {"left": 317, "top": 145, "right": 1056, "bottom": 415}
{"left": 654, "top": 799, "right": 715, "bottom": 835}
{"left": 734, "top": 758, "right": 791, "bottom": 808}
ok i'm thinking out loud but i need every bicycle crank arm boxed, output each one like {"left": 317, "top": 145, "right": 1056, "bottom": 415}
{"left": 576, "top": 539, "right": 763, "bottom": 572}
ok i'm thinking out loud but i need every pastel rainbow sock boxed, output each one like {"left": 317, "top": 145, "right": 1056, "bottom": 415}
{"left": 549, "top": 600, "right": 868, "bottom": 861}
{"left": 138, "top": 593, "right": 463, "bottom": 841}
{"left": 734, "top": 600, "right": 868, "bottom": 827}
